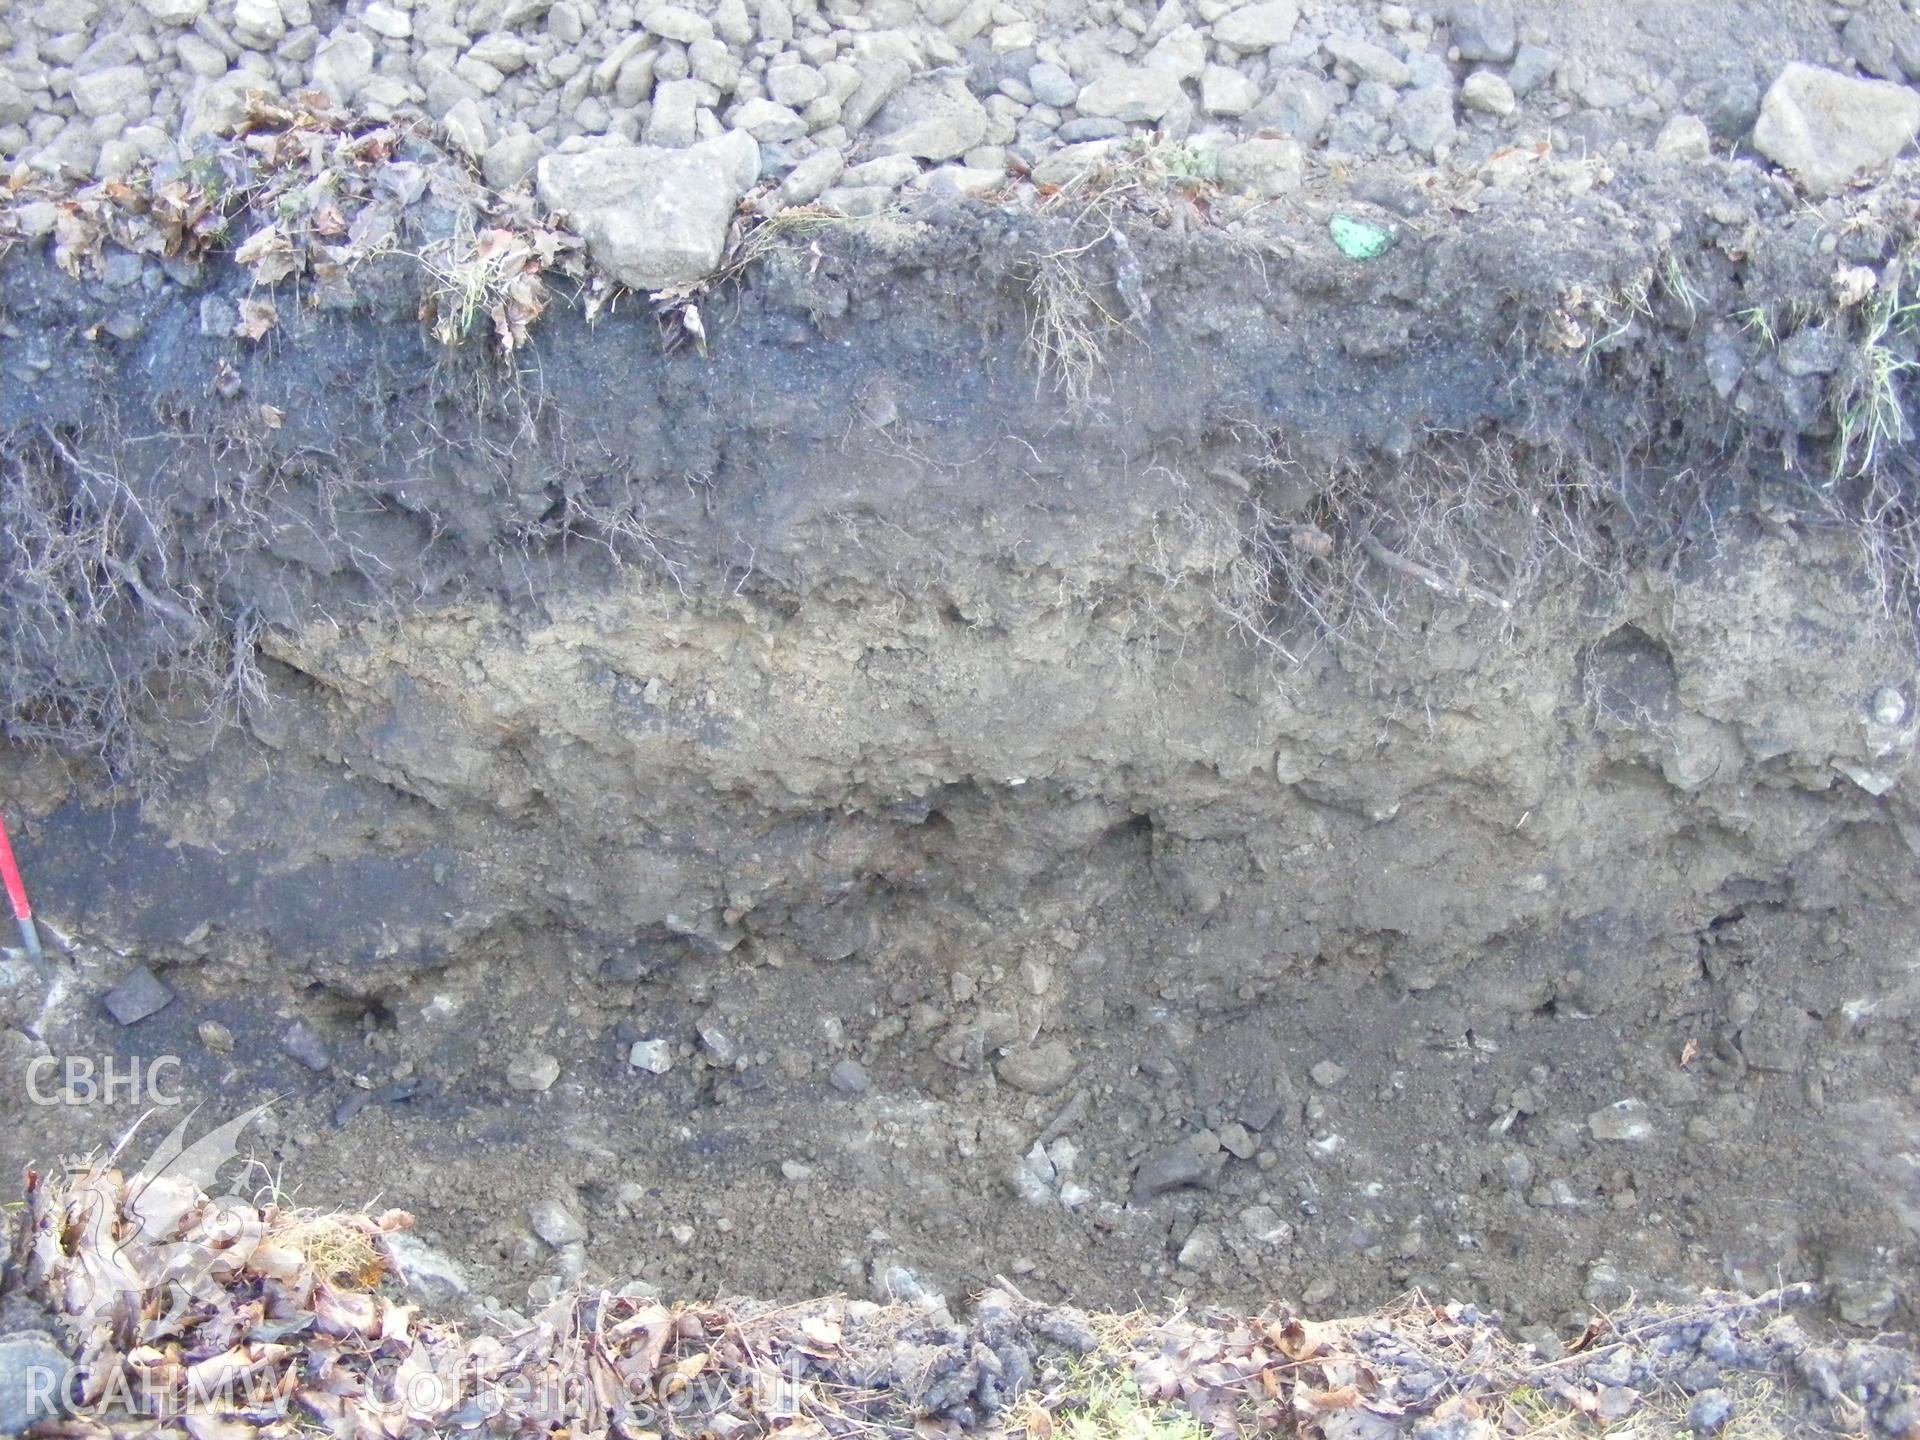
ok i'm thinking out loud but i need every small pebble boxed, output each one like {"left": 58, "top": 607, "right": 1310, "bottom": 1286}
{"left": 629, "top": 1038, "right": 674, "bottom": 1074}
{"left": 1588, "top": 1099, "right": 1654, "bottom": 1142}
{"left": 829, "top": 1058, "right": 871, "bottom": 1094}
{"left": 1688, "top": 1389, "right": 1733, "bottom": 1434}
{"left": 103, "top": 966, "right": 173, "bottom": 1026}
{"left": 506, "top": 1050, "right": 561, "bottom": 1092}
{"left": 528, "top": 1198, "right": 587, "bottom": 1246}
{"left": 280, "top": 1019, "right": 332, "bottom": 1072}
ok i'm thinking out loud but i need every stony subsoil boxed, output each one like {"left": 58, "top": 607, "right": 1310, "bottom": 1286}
{"left": 3, "top": 0, "right": 1920, "bottom": 1374}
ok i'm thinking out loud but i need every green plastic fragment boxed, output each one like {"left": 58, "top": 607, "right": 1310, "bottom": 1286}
{"left": 1329, "top": 215, "right": 1394, "bottom": 260}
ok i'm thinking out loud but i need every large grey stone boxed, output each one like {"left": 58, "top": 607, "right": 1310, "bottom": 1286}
{"left": 732, "top": 97, "right": 808, "bottom": 141}
{"left": 1200, "top": 63, "right": 1259, "bottom": 116}
{"left": 994, "top": 1038, "right": 1077, "bottom": 1095}
{"left": 141, "top": 0, "right": 207, "bottom": 24}
{"left": 1461, "top": 70, "right": 1515, "bottom": 117}
{"left": 688, "top": 37, "right": 741, "bottom": 93}
{"left": 70, "top": 65, "right": 151, "bottom": 119}
{"left": 872, "top": 76, "right": 987, "bottom": 159}
{"left": 1587, "top": 1098, "right": 1654, "bottom": 1142}
{"left": 1131, "top": 1139, "right": 1217, "bottom": 1200}
{"left": 1506, "top": 43, "right": 1556, "bottom": 95}
{"left": 483, "top": 132, "right": 544, "bottom": 190}
{"left": 1447, "top": 0, "right": 1515, "bottom": 62}
{"left": 176, "top": 33, "right": 230, "bottom": 78}
{"left": 1217, "top": 135, "right": 1303, "bottom": 196}
{"left": 642, "top": 4, "right": 713, "bottom": 43}
{"left": 280, "top": 1018, "right": 331, "bottom": 1071}
{"left": 1841, "top": 12, "right": 1920, "bottom": 83}
{"left": 1751, "top": 62, "right": 1920, "bottom": 195}
{"left": 383, "top": 1232, "right": 472, "bottom": 1306}
{"left": 1325, "top": 34, "right": 1410, "bottom": 87}
{"left": 361, "top": 2, "right": 412, "bottom": 38}
{"left": 537, "top": 134, "right": 759, "bottom": 289}
{"left": 1143, "top": 25, "right": 1207, "bottom": 81}
{"left": 1212, "top": 0, "right": 1298, "bottom": 53}
{"left": 766, "top": 62, "right": 825, "bottom": 108}
{"left": 1248, "top": 68, "right": 1331, "bottom": 139}
{"left": 818, "top": 183, "right": 896, "bottom": 216}
{"left": 841, "top": 154, "right": 921, "bottom": 188}
{"left": 645, "top": 79, "right": 700, "bottom": 147}
{"left": 0, "top": 1333, "right": 70, "bottom": 1435}
{"left": 778, "top": 146, "right": 844, "bottom": 202}
{"left": 182, "top": 75, "right": 257, "bottom": 141}
{"left": 1027, "top": 61, "right": 1078, "bottom": 108}
{"left": 1653, "top": 112, "right": 1711, "bottom": 160}
{"left": 614, "top": 50, "right": 658, "bottom": 108}
{"left": 1394, "top": 84, "right": 1456, "bottom": 155}
{"left": 310, "top": 31, "right": 374, "bottom": 104}
{"left": 0, "top": 75, "right": 33, "bottom": 128}
{"left": 842, "top": 53, "right": 915, "bottom": 135}
{"left": 467, "top": 33, "right": 530, "bottom": 74}
{"left": 231, "top": 0, "right": 285, "bottom": 45}
{"left": 1074, "top": 67, "right": 1185, "bottom": 121}
{"left": 528, "top": 1198, "right": 587, "bottom": 1246}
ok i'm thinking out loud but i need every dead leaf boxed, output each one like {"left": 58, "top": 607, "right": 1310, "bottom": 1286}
{"left": 671, "top": 1352, "right": 709, "bottom": 1380}
{"left": 234, "top": 299, "right": 278, "bottom": 341}
{"left": 386, "top": 1345, "right": 449, "bottom": 1421}
{"left": 312, "top": 1288, "right": 379, "bottom": 1339}
{"left": 233, "top": 224, "right": 300, "bottom": 285}
{"left": 1267, "top": 1317, "right": 1335, "bottom": 1362}
{"left": 1295, "top": 1385, "right": 1363, "bottom": 1414}
{"left": 183, "top": 1343, "right": 288, "bottom": 1395}
{"left": 798, "top": 1316, "right": 841, "bottom": 1348}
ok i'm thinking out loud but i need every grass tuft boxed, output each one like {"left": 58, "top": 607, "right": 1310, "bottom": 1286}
{"left": 1015, "top": 1362, "right": 1209, "bottom": 1440}
{"left": 1832, "top": 267, "right": 1919, "bottom": 480}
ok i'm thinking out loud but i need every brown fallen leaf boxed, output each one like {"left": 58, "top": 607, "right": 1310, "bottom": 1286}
{"left": 1267, "top": 1317, "right": 1335, "bottom": 1362}
{"left": 1295, "top": 1384, "right": 1363, "bottom": 1413}
{"left": 234, "top": 223, "right": 300, "bottom": 285}
{"left": 234, "top": 299, "right": 278, "bottom": 341}
{"left": 798, "top": 1316, "right": 841, "bottom": 1349}
{"left": 312, "top": 1288, "right": 378, "bottom": 1338}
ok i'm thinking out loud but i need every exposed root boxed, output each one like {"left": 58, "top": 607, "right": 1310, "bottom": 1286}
{"left": 1023, "top": 228, "right": 1129, "bottom": 411}
{"left": 1358, "top": 533, "right": 1513, "bottom": 612}
{"left": 1147, "top": 433, "right": 1616, "bottom": 668}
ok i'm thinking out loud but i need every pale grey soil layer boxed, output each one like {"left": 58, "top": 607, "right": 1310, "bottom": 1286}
{"left": 2, "top": 56, "right": 1920, "bottom": 1348}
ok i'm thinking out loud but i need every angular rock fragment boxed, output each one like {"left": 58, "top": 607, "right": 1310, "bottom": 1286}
{"left": 536, "top": 133, "right": 760, "bottom": 290}
{"left": 1752, "top": 62, "right": 1920, "bottom": 195}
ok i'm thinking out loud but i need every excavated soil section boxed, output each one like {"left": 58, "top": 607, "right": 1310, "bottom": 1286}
{"left": 3, "top": 140, "right": 1920, "bottom": 1347}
